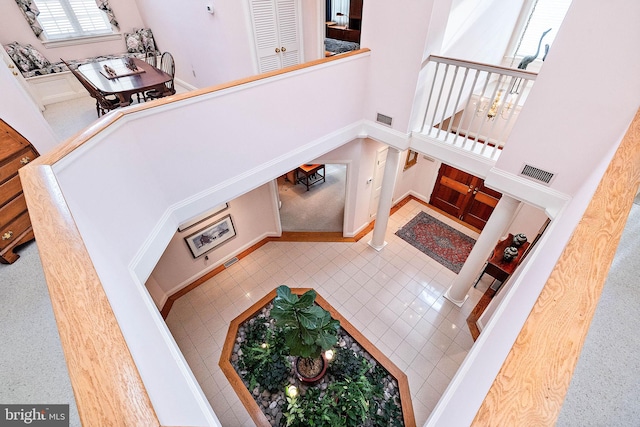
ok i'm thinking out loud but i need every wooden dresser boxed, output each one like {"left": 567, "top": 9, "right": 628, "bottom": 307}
{"left": 0, "top": 119, "right": 39, "bottom": 264}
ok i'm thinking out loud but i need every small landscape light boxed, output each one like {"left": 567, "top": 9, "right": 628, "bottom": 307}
{"left": 325, "top": 349, "right": 335, "bottom": 361}
{"left": 286, "top": 385, "right": 298, "bottom": 398}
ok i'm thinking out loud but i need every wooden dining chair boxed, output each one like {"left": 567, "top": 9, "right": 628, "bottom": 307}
{"left": 146, "top": 51, "right": 176, "bottom": 100}
{"left": 136, "top": 51, "right": 159, "bottom": 102}
{"left": 63, "top": 60, "right": 120, "bottom": 117}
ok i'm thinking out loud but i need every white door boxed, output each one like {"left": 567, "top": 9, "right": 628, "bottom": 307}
{"left": 249, "top": 0, "right": 301, "bottom": 73}
{"left": 369, "top": 147, "right": 388, "bottom": 219}
{"left": 275, "top": 0, "right": 301, "bottom": 68}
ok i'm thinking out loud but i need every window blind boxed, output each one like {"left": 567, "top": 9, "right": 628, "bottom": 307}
{"left": 33, "top": 0, "right": 112, "bottom": 40}
{"left": 515, "top": 0, "right": 572, "bottom": 59}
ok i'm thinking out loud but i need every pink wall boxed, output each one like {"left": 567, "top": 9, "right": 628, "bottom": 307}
{"left": 149, "top": 183, "right": 279, "bottom": 299}
{"left": 0, "top": 0, "right": 145, "bottom": 62}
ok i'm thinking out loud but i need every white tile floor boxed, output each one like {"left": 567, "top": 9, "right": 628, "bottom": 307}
{"left": 165, "top": 200, "right": 488, "bottom": 426}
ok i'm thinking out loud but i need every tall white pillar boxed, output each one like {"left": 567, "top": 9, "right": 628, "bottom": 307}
{"left": 368, "top": 147, "right": 401, "bottom": 251}
{"left": 444, "top": 195, "right": 521, "bottom": 306}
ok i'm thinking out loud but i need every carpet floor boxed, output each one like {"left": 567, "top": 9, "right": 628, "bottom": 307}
{"left": 395, "top": 211, "right": 476, "bottom": 273}
{"left": 278, "top": 164, "right": 346, "bottom": 232}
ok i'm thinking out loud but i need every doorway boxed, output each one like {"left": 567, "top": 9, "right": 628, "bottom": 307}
{"left": 429, "top": 163, "right": 501, "bottom": 230}
{"left": 278, "top": 164, "right": 347, "bottom": 232}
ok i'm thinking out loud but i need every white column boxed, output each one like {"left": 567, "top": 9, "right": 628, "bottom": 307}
{"left": 444, "top": 195, "right": 521, "bottom": 306}
{"left": 368, "top": 147, "right": 401, "bottom": 251}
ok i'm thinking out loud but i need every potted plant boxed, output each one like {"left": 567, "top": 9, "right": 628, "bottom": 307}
{"left": 270, "top": 285, "right": 340, "bottom": 382}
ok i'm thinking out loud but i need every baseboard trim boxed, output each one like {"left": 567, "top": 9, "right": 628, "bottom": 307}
{"left": 160, "top": 196, "right": 419, "bottom": 317}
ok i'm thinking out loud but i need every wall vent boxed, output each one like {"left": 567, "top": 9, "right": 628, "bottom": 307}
{"left": 223, "top": 257, "right": 239, "bottom": 268}
{"left": 376, "top": 113, "right": 393, "bottom": 127}
{"left": 520, "top": 164, "right": 555, "bottom": 185}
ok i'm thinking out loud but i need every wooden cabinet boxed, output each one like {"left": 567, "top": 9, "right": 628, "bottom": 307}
{"left": 326, "top": 26, "right": 361, "bottom": 43}
{"left": 0, "top": 119, "right": 39, "bottom": 264}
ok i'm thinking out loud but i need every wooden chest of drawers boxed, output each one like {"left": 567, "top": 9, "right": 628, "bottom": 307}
{"left": 0, "top": 119, "right": 39, "bottom": 264}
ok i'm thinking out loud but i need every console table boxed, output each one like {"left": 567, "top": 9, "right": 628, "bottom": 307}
{"left": 295, "top": 164, "right": 325, "bottom": 191}
{"left": 474, "top": 233, "right": 530, "bottom": 290}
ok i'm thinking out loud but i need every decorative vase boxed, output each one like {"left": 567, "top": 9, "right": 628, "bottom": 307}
{"left": 503, "top": 246, "right": 518, "bottom": 262}
{"left": 512, "top": 233, "right": 528, "bottom": 247}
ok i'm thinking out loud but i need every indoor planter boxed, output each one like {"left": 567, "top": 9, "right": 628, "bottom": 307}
{"left": 270, "top": 285, "right": 340, "bottom": 383}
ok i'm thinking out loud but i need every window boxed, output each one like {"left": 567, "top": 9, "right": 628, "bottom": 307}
{"left": 511, "top": 0, "right": 572, "bottom": 60}
{"left": 33, "top": 0, "right": 113, "bottom": 40}
{"left": 330, "top": 0, "right": 350, "bottom": 26}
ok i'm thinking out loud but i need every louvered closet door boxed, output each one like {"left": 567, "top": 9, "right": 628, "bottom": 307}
{"left": 250, "top": 0, "right": 281, "bottom": 72}
{"left": 275, "top": 0, "right": 301, "bottom": 68}
{"left": 249, "top": 0, "right": 301, "bottom": 73}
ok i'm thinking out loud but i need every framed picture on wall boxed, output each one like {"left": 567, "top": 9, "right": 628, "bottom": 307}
{"left": 184, "top": 214, "right": 236, "bottom": 258}
{"left": 404, "top": 150, "right": 418, "bottom": 170}
{"left": 178, "top": 203, "right": 229, "bottom": 232}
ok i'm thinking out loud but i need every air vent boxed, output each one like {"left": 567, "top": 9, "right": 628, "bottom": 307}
{"left": 376, "top": 113, "right": 393, "bottom": 127}
{"left": 520, "top": 164, "right": 555, "bottom": 185}
{"left": 223, "top": 257, "right": 239, "bottom": 268}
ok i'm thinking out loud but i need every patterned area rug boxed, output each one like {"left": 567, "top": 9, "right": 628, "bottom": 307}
{"left": 395, "top": 211, "right": 476, "bottom": 273}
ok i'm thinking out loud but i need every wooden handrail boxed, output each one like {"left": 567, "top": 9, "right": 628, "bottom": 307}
{"left": 19, "top": 165, "right": 160, "bottom": 426}
{"left": 473, "top": 108, "right": 640, "bottom": 425}
{"left": 19, "top": 50, "right": 371, "bottom": 426}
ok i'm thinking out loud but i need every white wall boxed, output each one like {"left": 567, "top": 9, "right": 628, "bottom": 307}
{"left": 494, "top": 0, "right": 640, "bottom": 197}
{"left": 393, "top": 151, "right": 440, "bottom": 204}
{"left": 311, "top": 138, "right": 381, "bottom": 234}
{"left": 0, "top": 62, "right": 57, "bottom": 153}
{"left": 441, "top": 0, "right": 524, "bottom": 62}
{"left": 428, "top": 0, "right": 640, "bottom": 424}
{"left": 134, "top": 0, "right": 324, "bottom": 89}
{"left": 362, "top": 0, "right": 436, "bottom": 133}
{"left": 0, "top": 0, "right": 145, "bottom": 62}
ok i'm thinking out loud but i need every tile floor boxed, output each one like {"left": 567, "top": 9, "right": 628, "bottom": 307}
{"left": 165, "top": 199, "right": 488, "bottom": 426}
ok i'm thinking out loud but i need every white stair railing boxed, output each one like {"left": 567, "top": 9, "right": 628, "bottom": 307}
{"left": 418, "top": 55, "right": 537, "bottom": 159}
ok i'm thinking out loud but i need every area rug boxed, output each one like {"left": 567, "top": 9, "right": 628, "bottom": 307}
{"left": 395, "top": 211, "right": 476, "bottom": 273}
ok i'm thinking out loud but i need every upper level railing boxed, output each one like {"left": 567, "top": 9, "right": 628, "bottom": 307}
{"left": 19, "top": 49, "right": 370, "bottom": 427}
{"left": 417, "top": 55, "right": 538, "bottom": 160}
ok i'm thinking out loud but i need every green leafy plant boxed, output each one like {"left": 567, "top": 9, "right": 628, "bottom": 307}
{"left": 328, "top": 346, "right": 365, "bottom": 381}
{"left": 238, "top": 326, "right": 291, "bottom": 393}
{"left": 271, "top": 285, "right": 340, "bottom": 359}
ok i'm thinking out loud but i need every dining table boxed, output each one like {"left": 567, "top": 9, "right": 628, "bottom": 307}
{"left": 77, "top": 57, "right": 173, "bottom": 107}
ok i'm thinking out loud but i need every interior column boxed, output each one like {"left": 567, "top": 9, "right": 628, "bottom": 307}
{"left": 369, "top": 147, "right": 401, "bottom": 251}
{"left": 444, "top": 195, "right": 521, "bottom": 306}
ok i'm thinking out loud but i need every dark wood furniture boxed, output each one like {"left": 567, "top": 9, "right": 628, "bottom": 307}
{"left": 146, "top": 52, "right": 176, "bottom": 100}
{"left": 473, "top": 233, "right": 530, "bottom": 289}
{"left": 326, "top": 0, "right": 363, "bottom": 43}
{"left": 0, "top": 119, "right": 39, "bottom": 264}
{"left": 65, "top": 60, "right": 120, "bottom": 117}
{"left": 295, "top": 164, "right": 325, "bottom": 191}
{"left": 77, "top": 57, "right": 173, "bottom": 108}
